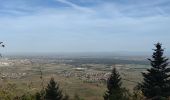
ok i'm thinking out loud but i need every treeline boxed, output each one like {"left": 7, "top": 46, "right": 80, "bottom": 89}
{"left": 0, "top": 43, "right": 170, "bottom": 100}
{"left": 65, "top": 58, "right": 149, "bottom": 66}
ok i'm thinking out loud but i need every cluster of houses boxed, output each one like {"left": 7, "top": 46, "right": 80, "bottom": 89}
{"left": 0, "top": 72, "right": 27, "bottom": 80}
{"left": 57, "top": 68, "right": 111, "bottom": 83}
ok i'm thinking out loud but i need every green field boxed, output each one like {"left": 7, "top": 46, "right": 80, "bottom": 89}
{"left": 0, "top": 57, "right": 150, "bottom": 100}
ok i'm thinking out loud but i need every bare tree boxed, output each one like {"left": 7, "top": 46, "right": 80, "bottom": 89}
{"left": 0, "top": 42, "right": 5, "bottom": 57}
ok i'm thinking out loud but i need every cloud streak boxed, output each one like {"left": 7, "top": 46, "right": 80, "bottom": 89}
{"left": 0, "top": 0, "right": 170, "bottom": 17}
{"left": 55, "top": 0, "right": 94, "bottom": 13}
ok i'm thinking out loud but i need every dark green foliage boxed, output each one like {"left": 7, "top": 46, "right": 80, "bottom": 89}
{"left": 35, "top": 92, "right": 42, "bottom": 100}
{"left": 140, "top": 43, "right": 170, "bottom": 99}
{"left": 14, "top": 93, "right": 35, "bottom": 100}
{"left": 35, "top": 90, "right": 45, "bottom": 100}
{"left": 132, "top": 86, "right": 145, "bottom": 100}
{"left": 0, "top": 42, "right": 5, "bottom": 48}
{"left": 45, "top": 77, "right": 63, "bottom": 100}
{"left": 35, "top": 92, "right": 41, "bottom": 100}
{"left": 73, "top": 94, "right": 84, "bottom": 100}
{"left": 104, "top": 68, "right": 129, "bottom": 100}
{"left": 63, "top": 94, "right": 69, "bottom": 100}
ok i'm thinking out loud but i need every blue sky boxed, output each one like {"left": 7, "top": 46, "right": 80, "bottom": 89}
{"left": 0, "top": 0, "right": 170, "bottom": 54}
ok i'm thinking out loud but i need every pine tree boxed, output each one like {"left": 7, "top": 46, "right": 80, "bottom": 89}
{"left": 45, "top": 77, "right": 63, "bottom": 100}
{"left": 140, "top": 43, "right": 170, "bottom": 99}
{"left": 104, "top": 67, "right": 129, "bottom": 100}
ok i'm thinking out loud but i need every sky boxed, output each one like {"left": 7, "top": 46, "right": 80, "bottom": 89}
{"left": 0, "top": 0, "right": 170, "bottom": 54}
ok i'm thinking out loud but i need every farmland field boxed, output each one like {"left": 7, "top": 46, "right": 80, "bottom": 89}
{"left": 0, "top": 55, "right": 153, "bottom": 100}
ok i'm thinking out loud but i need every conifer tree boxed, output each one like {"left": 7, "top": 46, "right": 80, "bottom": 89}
{"left": 45, "top": 77, "right": 63, "bottom": 100}
{"left": 104, "top": 67, "right": 129, "bottom": 100}
{"left": 140, "top": 43, "right": 170, "bottom": 99}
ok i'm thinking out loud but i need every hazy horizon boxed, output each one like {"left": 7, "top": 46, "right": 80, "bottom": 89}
{"left": 2, "top": 51, "right": 170, "bottom": 57}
